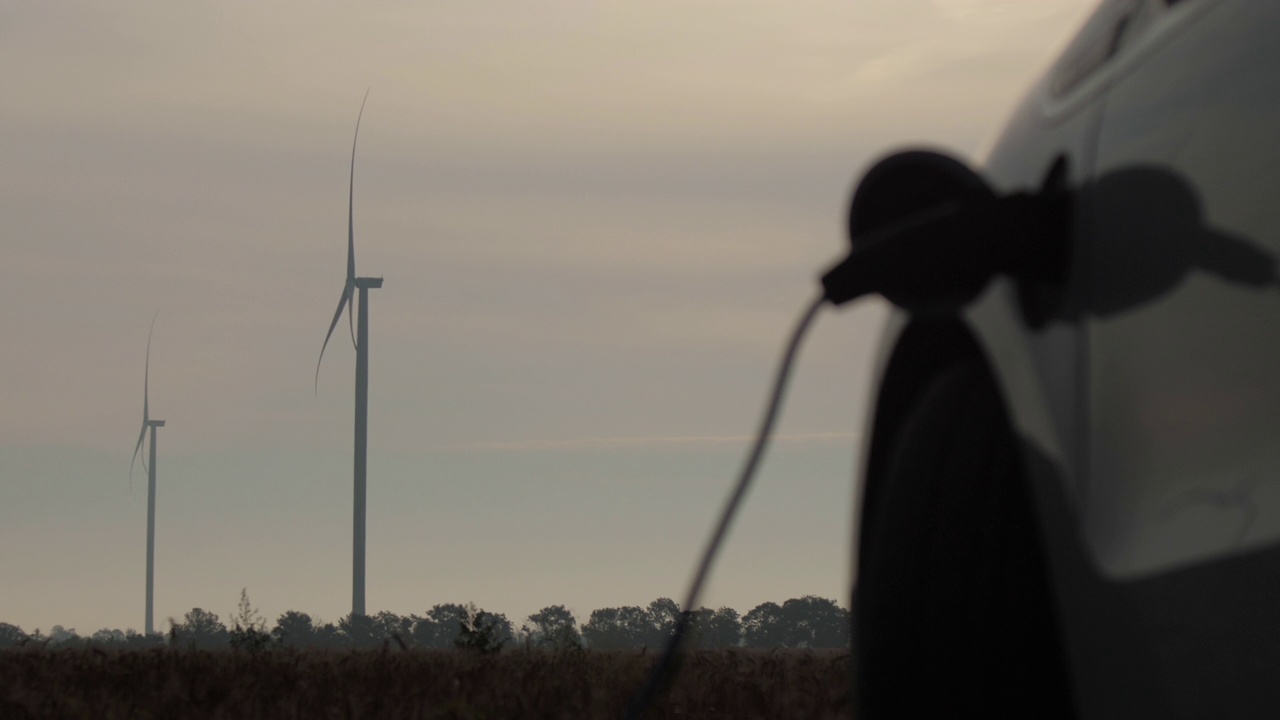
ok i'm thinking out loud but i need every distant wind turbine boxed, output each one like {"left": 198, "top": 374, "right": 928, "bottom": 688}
{"left": 130, "top": 310, "right": 165, "bottom": 637}
{"left": 315, "top": 90, "right": 384, "bottom": 617}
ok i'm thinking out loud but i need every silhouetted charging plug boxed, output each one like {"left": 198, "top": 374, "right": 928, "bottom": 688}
{"left": 820, "top": 151, "right": 1070, "bottom": 314}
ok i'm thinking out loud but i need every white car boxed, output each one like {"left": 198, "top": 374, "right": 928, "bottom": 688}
{"left": 845, "top": 0, "right": 1280, "bottom": 716}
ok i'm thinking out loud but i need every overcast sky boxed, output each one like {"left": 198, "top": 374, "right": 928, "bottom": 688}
{"left": 0, "top": 0, "right": 1094, "bottom": 635}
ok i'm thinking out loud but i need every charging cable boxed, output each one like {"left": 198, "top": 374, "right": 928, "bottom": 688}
{"left": 624, "top": 292, "right": 826, "bottom": 720}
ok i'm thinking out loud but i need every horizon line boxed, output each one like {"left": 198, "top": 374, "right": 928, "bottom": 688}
{"left": 449, "top": 431, "right": 860, "bottom": 452}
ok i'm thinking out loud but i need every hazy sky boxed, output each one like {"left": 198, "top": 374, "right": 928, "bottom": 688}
{"left": 0, "top": 0, "right": 1094, "bottom": 635}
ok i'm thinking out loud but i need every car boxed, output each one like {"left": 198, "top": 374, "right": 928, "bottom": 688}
{"left": 843, "top": 0, "right": 1280, "bottom": 717}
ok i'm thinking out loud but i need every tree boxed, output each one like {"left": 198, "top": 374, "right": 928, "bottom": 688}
{"left": 91, "top": 628, "right": 126, "bottom": 647}
{"left": 311, "top": 621, "right": 343, "bottom": 648}
{"left": 741, "top": 597, "right": 851, "bottom": 648}
{"left": 456, "top": 604, "right": 514, "bottom": 655}
{"left": 643, "top": 598, "right": 681, "bottom": 648}
{"left": 0, "top": 622, "right": 26, "bottom": 648}
{"left": 373, "top": 611, "right": 413, "bottom": 647}
{"left": 687, "top": 607, "right": 742, "bottom": 648}
{"left": 47, "top": 625, "right": 82, "bottom": 647}
{"left": 779, "top": 596, "right": 850, "bottom": 648}
{"left": 523, "top": 605, "right": 582, "bottom": 649}
{"left": 411, "top": 604, "right": 469, "bottom": 648}
{"left": 173, "top": 608, "right": 229, "bottom": 649}
{"left": 582, "top": 606, "right": 652, "bottom": 649}
{"left": 339, "top": 612, "right": 379, "bottom": 649}
{"left": 582, "top": 607, "right": 625, "bottom": 649}
{"left": 272, "top": 611, "right": 316, "bottom": 648}
{"left": 124, "top": 629, "right": 165, "bottom": 649}
{"left": 229, "top": 589, "right": 271, "bottom": 652}
{"left": 743, "top": 602, "right": 787, "bottom": 648}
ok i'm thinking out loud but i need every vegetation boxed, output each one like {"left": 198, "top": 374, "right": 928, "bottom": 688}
{"left": 522, "top": 604, "right": 583, "bottom": 649}
{"left": 454, "top": 603, "right": 512, "bottom": 655}
{"left": 1, "top": 593, "right": 849, "bottom": 652}
{"left": 0, "top": 593, "right": 852, "bottom": 717}
{"left": 0, "top": 646, "right": 851, "bottom": 719}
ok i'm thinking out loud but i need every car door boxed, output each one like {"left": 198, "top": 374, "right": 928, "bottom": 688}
{"left": 1086, "top": 0, "right": 1280, "bottom": 578}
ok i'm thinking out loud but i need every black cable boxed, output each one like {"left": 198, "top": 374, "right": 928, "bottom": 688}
{"left": 624, "top": 293, "right": 827, "bottom": 720}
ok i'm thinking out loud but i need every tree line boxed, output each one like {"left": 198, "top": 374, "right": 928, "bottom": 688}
{"left": 0, "top": 592, "right": 850, "bottom": 652}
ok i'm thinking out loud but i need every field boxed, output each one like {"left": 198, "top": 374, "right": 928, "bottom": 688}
{"left": 0, "top": 647, "right": 851, "bottom": 719}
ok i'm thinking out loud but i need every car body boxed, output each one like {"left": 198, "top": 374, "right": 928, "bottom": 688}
{"left": 856, "top": 0, "right": 1280, "bottom": 716}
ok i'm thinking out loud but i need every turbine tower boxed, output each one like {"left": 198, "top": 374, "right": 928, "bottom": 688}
{"left": 130, "top": 311, "right": 165, "bottom": 637}
{"left": 316, "top": 91, "right": 384, "bottom": 617}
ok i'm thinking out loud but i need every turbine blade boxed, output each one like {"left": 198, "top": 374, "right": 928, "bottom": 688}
{"left": 144, "top": 308, "right": 157, "bottom": 424}
{"left": 348, "top": 88, "right": 369, "bottom": 285}
{"left": 346, "top": 90, "right": 369, "bottom": 353}
{"left": 348, "top": 290, "right": 357, "bottom": 350}
{"left": 316, "top": 284, "right": 352, "bottom": 393}
{"left": 131, "top": 308, "right": 158, "bottom": 492}
{"left": 130, "top": 422, "right": 146, "bottom": 492}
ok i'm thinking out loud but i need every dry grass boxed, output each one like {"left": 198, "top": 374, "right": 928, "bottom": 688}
{"left": 0, "top": 646, "right": 851, "bottom": 719}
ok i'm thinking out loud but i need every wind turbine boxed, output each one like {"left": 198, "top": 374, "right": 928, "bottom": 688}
{"left": 316, "top": 91, "right": 384, "bottom": 617}
{"left": 130, "top": 310, "right": 165, "bottom": 637}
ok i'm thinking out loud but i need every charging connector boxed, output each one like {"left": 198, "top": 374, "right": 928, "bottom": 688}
{"left": 821, "top": 190, "right": 1065, "bottom": 313}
